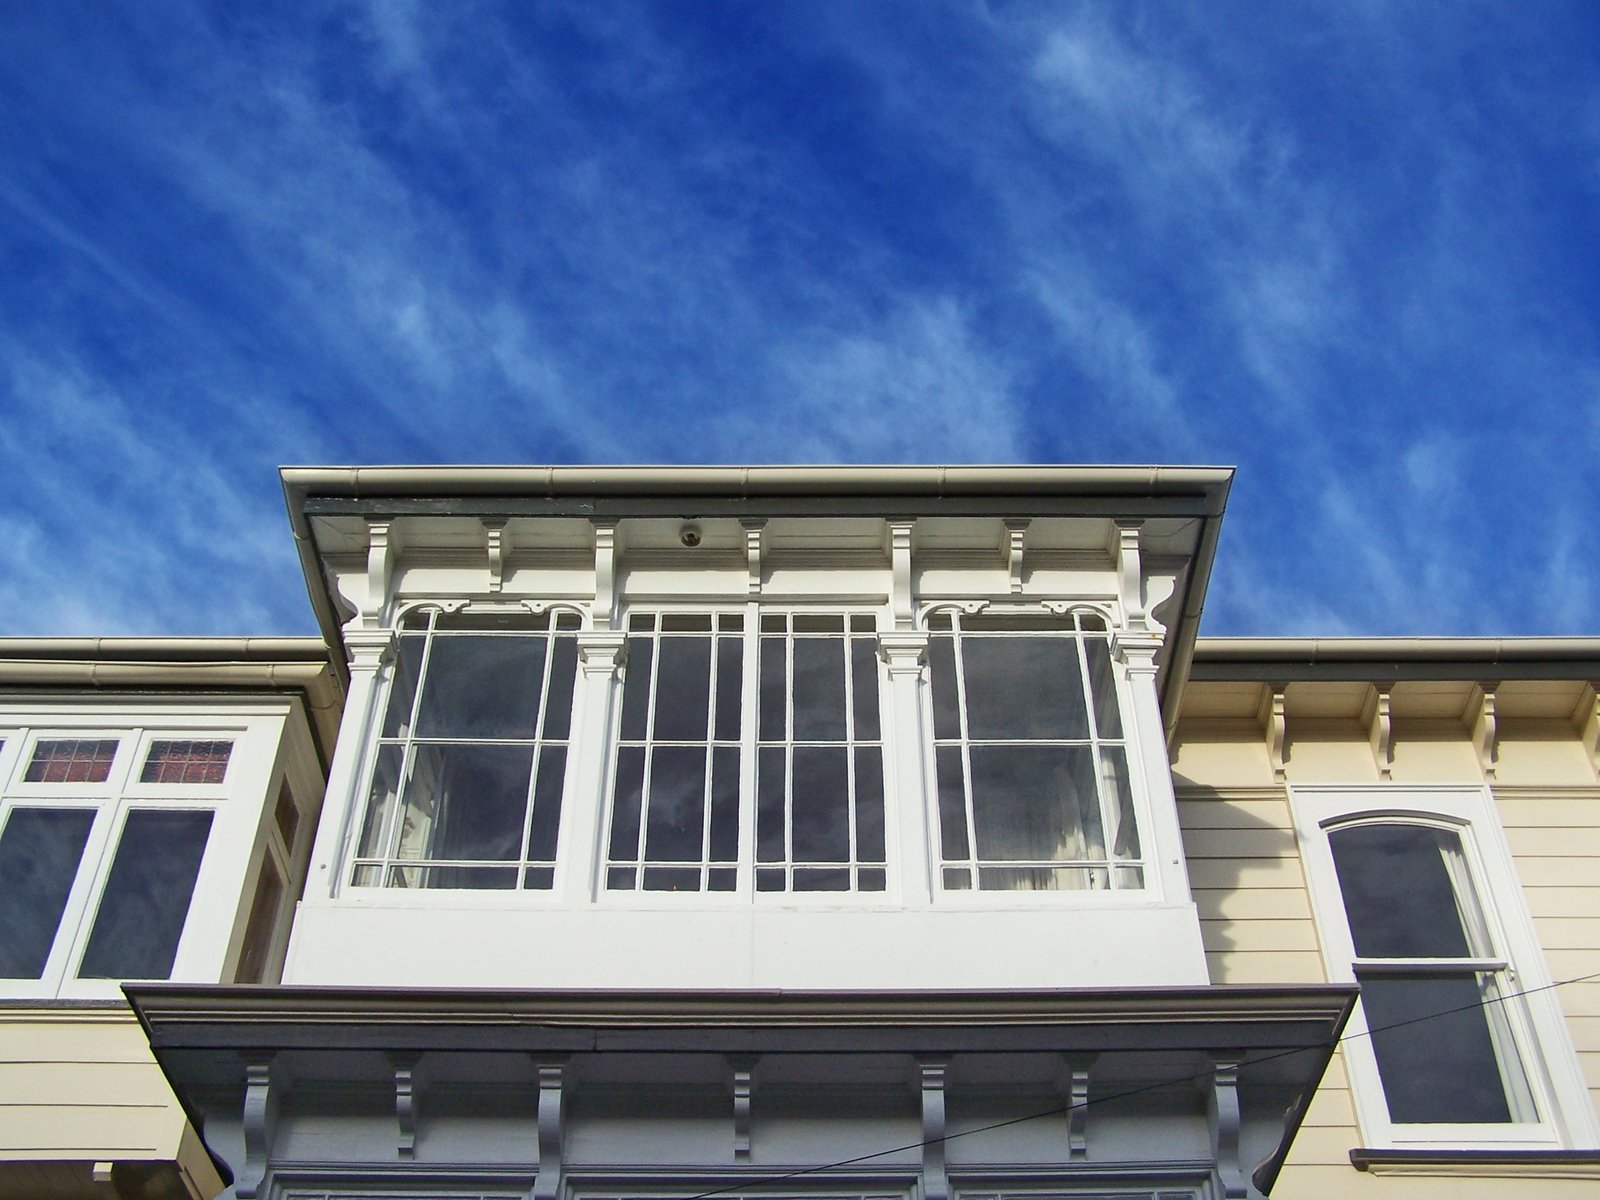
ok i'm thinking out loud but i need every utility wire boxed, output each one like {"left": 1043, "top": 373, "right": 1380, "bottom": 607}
{"left": 680, "top": 968, "right": 1600, "bottom": 1200}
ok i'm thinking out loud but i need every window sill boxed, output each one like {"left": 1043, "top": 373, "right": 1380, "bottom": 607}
{"left": 1350, "top": 1148, "right": 1600, "bottom": 1179}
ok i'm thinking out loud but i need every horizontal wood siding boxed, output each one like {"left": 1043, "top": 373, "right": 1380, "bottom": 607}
{"left": 0, "top": 1010, "right": 188, "bottom": 1162}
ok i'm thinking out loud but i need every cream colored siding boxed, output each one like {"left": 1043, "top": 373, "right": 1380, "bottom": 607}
{"left": 0, "top": 1010, "right": 205, "bottom": 1174}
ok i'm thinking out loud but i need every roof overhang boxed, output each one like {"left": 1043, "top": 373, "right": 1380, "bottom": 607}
{"left": 282, "top": 465, "right": 1233, "bottom": 724}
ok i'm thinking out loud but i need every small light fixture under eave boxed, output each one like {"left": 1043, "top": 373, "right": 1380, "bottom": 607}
{"left": 680, "top": 523, "right": 703, "bottom": 548}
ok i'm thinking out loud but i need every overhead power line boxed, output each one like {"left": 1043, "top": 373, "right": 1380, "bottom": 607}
{"left": 681, "top": 968, "right": 1600, "bottom": 1200}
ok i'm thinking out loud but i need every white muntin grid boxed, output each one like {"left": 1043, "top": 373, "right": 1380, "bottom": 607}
{"left": 353, "top": 606, "right": 582, "bottom": 890}
{"left": 604, "top": 608, "right": 887, "bottom": 894}
{"left": 926, "top": 608, "right": 1143, "bottom": 892}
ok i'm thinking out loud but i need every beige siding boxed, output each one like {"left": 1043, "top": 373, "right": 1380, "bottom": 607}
{"left": 0, "top": 1009, "right": 189, "bottom": 1163}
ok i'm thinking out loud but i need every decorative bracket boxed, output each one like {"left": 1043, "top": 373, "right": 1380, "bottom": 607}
{"left": 1206, "top": 1056, "right": 1248, "bottom": 1200}
{"left": 741, "top": 519, "right": 766, "bottom": 596}
{"left": 531, "top": 1058, "right": 567, "bottom": 1200}
{"left": 1057, "top": 1055, "right": 1094, "bottom": 1161}
{"left": 1363, "top": 686, "right": 1393, "bottom": 781}
{"left": 1260, "top": 685, "right": 1287, "bottom": 784}
{"left": 1113, "top": 520, "right": 1147, "bottom": 633}
{"left": 1003, "top": 519, "right": 1029, "bottom": 593}
{"left": 390, "top": 1052, "right": 423, "bottom": 1159}
{"left": 918, "top": 1059, "right": 950, "bottom": 1200}
{"left": 362, "top": 519, "right": 396, "bottom": 628}
{"left": 1467, "top": 684, "right": 1499, "bottom": 780}
{"left": 728, "top": 1054, "right": 757, "bottom": 1160}
{"left": 1572, "top": 685, "right": 1600, "bottom": 776}
{"left": 592, "top": 521, "right": 618, "bottom": 629}
{"left": 482, "top": 519, "right": 509, "bottom": 593}
{"left": 889, "top": 520, "right": 915, "bottom": 630}
{"left": 236, "top": 1057, "right": 281, "bottom": 1199}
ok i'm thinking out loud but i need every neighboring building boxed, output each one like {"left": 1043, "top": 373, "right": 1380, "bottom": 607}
{"left": 3, "top": 465, "right": 1595, "bottom": 1200}
{"left": 0, "top": 638, "right": 339, "bottom": 1200}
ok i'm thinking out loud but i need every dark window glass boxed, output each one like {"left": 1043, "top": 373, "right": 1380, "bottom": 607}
{"left": 78, "top": 810, "right": 212, "bottom": 979}
{"left": 0, "top": 808, "right": 95, "bottom": 977}
{"left": 1361, "top": 973, "right": 1514, "bottom": 1123}
{"left": 235, "top": 858, "right": 284, "bottom": 984}
{"left": 415, "top": 635, "right": 544, "bottom": 739}
{"left": 1330, "top": 824, "right": 1472, "bottom": 958}
{"left": 962, "top": 638, "right": 1086, "bottom": 740}
{"left": 401, "top": 743, "right": 534, "bottom": 861}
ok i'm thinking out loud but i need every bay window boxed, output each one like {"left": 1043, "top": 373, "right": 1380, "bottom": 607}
{"left": 355, "top": 606, "right": 581, "bottom": 890}
{"left": 927, "top": 610, "right": 1141, "bottom": 891}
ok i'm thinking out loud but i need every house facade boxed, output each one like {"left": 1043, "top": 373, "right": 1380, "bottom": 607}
{"left": 1, "top": 465, "right": 1596, "bottom": 1200}
{"left": 0, "top": 637, "right": 338, "bottom": 1200}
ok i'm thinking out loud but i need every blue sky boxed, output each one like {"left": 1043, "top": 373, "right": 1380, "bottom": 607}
{"left": 2, "top": 2, "right": 1597, "bottom": 638}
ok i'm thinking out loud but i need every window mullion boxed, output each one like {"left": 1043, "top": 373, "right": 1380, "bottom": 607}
{"left": 737, "top": 602, "right": 758, "bottom": 895}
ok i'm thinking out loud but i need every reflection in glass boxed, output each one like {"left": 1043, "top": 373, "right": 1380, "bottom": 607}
{"left": 0, "top": 808, "right": 95, "bottom": 978}
{"left": 78, "top": 810, "right": 212, "bottom": 979}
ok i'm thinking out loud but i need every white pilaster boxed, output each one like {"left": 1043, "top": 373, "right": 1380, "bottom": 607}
{"left": 561, "top": 631, "right": 628, "bottom": 903}
{"left": 1112, "top": 631, "right": 1191, "bottom": 903}
{"left": 880, "top": 630, "right": 934, "bottom": 906}
{"left": 301, "top": 627, "right": 395, "bottom": 905}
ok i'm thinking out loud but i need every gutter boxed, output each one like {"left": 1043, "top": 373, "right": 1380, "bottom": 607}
{"left": 1190, "top": 637, "right": 1600, "bottom": 683}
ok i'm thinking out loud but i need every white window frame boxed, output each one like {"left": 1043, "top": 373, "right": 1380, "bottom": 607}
{"left": 1292, "top": 785, "right": 1600, "bottom": 1149}
{"left": 0, "top": 715, "right": 279, "bottom": 999}
{"left": 598, "top": 603, "right": 893, "bottom": 900}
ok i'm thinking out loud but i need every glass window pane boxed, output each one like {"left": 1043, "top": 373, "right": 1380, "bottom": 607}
{"left": 608, "top": 747, "right": 645, "bottom": 862}
{"left": 661, "top": 614, "right": 713, "bottom": 632}
{"left": 794, "top": 867, "right": 850, "bottom": 891}
{"left": 399, "top": 743, "right": 533, "bottom": 862}
{"left": 380, "top": 636, "right": 426, "bottom": 738}
{"left": 791, "top": 746, "right": 849, "bottom": 862}
{"left": 273, "top": 782, "right": 300, "bottom": 852}
{"left": 0, "top": 808, "right": 95, "bottom": 978}
{"left": 969, "top": 745, "right": 1104, "bottom": 862}
{"left": 26, "top": 739, "right": 118, "bottom": 784}
{"left": 357, "top": 745, "right": 405, "bottom": 859}
{"left": 1101, "top": 746, "right": 1140, "bottom": 858}
{"left": 416, "top": 635, "right": 545, "bottom": 739}
{"left": 854, "top": 747, "right": 886, "bottom": 862}
{"left": 235, "top": 858, "right": 283, "bottom": 984}
{"left": 652, "top": 637, "right": 712, "bottom": 742}
{"left": 526, "top": 747, "right": 566, "bottom": 863}
{"left": 78, "top": 810, "right": 212, "bottom": 980}
{"left": 643, "top": 746, "right": 706, "bottom": 862}
{"left": 1084, "top": 638, "right": 1123, "bottom": 738}
{"left": 709, "top": 746, "right": 740, "bottom": 862}
{"left": 542, "top": 636, "right": 579, "bottom": 740}
{"left": 141, "top": 740, "right": 232, "bottom": 785}
{"left": 714, "top": 636, "right": 743, "bottom": 742}
{"left": 757, "top": 746, "right": 786, "bottom": 862}
{"left": 935, "top": 746, "right": 970, "bottom": 860}
{"left": 1360, "top": 973, "right": 1515, "bottom": 1123}
{"left": 759, "top": 636, "right": 785, "bottom": 741}
{"left": 1330, "top": 824, "right": 1474, "bottom": 958}
{"left": 963, "top": 638, "right": 1087, "bottom": 740}
{"left": 928, "top": 636, "right": 961, "bottom": 740}
{"left": 978, "top": 865, "right": 1105, "bottom": 891}
{"left": 619, "top": 638, "right": 654, "bottom": 741}
{"left": 792, "top": 638, "right": 847, "bottom": 742}
{"left": 851, "top": 637, "right": 881, "bottom": 740}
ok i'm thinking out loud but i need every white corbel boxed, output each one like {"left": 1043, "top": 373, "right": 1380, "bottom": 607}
{"left": 1003, "top": 519, "right": 1029, "bottom": 593}
{"left": 728, "top": 1054, "right": 757, "bottom": 1160}
{"left": 1057, "top": 1056, "right": 1093, "bottom": 1161}
{"left": 482, "top": 518, "right": 509, "bottom": 593}
{"left": 1363, "top": 686, "right": 1393, "bottom": 781}
{"left": 592, "top": 521, "right": 619, "bottom": 630}
{"left": 1467, "top": 684, "right": 1499, "bottom": 780}
{"left": 362, "top": 519, "right": 397, "bottom": 628}
{"left": 1112, "top": 520, "right": 1148, "bottom": 633}
{"left": 1260, "top": 685, "right": 1287, "bottom": 784}
{"left": 1206, "top": 1057, "right": 1248, "bottom": 1200}
{"left": 918, "top": 1059, "right": 950, "bottom": 1200}
{"left": 236, "top": 1057, "right": 281, "bottom": 1199}
{"left": 1572, "top": 685, "right": 1600, "bottom": 776}
{"left": 390, "top": 1052, "right": 423, "bottom": 1159}
{"left": 741, "top": 519, "right": 766, "bottom": 596}
{"left": 531, "top": 1059, "right": 567, "bottom": 1200}
{"left": 889, "top": 520, "right": 915, "bottom": 630}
